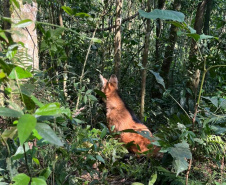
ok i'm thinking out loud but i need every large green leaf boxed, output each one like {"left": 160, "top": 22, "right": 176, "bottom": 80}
{"left": 0, "top": 29, "right": 8, "bottom": 42}
{"left": 35, "top": 123, "right": 63, "bottom": 147}
{"left": 12, "top": 173, "right": 30, "bottom": 185}
{"left": 30, "top": 95, "right": 44, "bottom": 107}
{"left": 148, "top": 173, "right": 157, "bottom": 185}
{"left": 35, "top": 103, "right": 61, "bottom": 116}
{"left": 91, "top": 38, "right": 102, "bottom": 43}
{"left": 0, "top": 107, "right": 23, "bottom": 118}
{"left": 199, "top": 34, "right": 215, "bottom": 40}
{"left": 14, "top": 19, "right": 32, "bottom": 28}
{"left": 50, "top": 27, "right": 64, "bottom": 38}
{"left": 149, "top": 70, "right": 165, "bottom": 89}
{"left": 31, "top": 178, "right": 47, "bottom": 185}
{"left": 139, "top": 9, "right": 185, "bottom": 22}
{"left": 9, "top": 66, "right": 32, "bottom": 79}
{"left": 186, "top": 33, "right": 200, "bottom": 41}
{"left": 203, "top": 96, "right": 219, "bottom": 107}
{"left": 219, "top": 98, "right": 226, "bottom": 110}
{"left": 61, "top": 6, "right": 73, "bottom": 16}
{"left": 17, "top": 114, "right": 37, "bottom": 145}
{"left": 168, "top": 141, "right": 192, "bottom": 176}
{"left": 96, "top": 155, "right": 105, "bottom": 164}
{"left": 0, "top": 58, "right": 12, "bottom": 74}
{"left": 11, "top": 0, "right": 20, "bottom": 9}
{"left": 40, "top": 167, "right": 52, "bottom": 180}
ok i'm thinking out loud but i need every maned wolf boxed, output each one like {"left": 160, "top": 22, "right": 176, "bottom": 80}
{"left": 100, "top": 74, "right": 160, "bottom": 156}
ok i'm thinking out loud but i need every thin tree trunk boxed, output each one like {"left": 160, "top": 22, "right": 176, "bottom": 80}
{"left": 58, "top": 0, "right": 68, "bottom": 98}
{"left": 155, "top": 0, "right": 165, "bottom": 62}
{"left": 203, "top": 0, "right": 213, "bottom": 35}
{"left": 140, "top": 0, "right": 151, "bottom": 120}
{"left": 3, "top": 0, "right": 11, "bottom": 31}
{"left": 189, "top": 0, "right": 207, "bottom": 60}
{"left": 160, "top": 0, "right": 181, "bottom": 88}
{"left": 11, "top": 0, "right": 39, "bottom": 70}
{"left": 114, "top": 0, "right": 123, "bottom": 80}
{"left": 127, "top": 0, "right": 132, "bottom": 30}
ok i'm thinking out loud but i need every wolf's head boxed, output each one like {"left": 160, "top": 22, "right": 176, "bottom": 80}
{"left": 99, "top": 74, "right": 118, "bottom": 97}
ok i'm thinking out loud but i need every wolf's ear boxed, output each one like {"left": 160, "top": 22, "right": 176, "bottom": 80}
{"left": 109, "top": 74, "right": 118, "bottom": 89}
{"left": 100, "top": 74, "right": 108, "bottom": 87}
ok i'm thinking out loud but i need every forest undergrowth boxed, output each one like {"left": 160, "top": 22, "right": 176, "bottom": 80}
{"left": 0, "top": 0, "right": 225, "bottom": 185}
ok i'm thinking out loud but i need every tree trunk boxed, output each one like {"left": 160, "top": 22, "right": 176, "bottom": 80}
{"left": 160, "top": 0, "right": 181, "bottom": 88}
{"left": 3, "top": 0, "right": 11, "bottom": 30}
{"left": 155, "top": 0, "right": 165, "bottom": 62}
{"left": 11, "top": 0, "right": 39, "bottom": 70}
{"left": 203, "top": 0, "right": 213, "bottom": 35}
{"left": 189, "top": 0, "right": 207, "bottom": 61}
{"left": 114, "top": 0, "right": 123, "bottom": 80}
{"left": 58, "top": 0, "right": 68, "bottom": 98}
{"left": 127, "top": 0, "right": 132, "bottom": 30}
{"left": 140, "top": 0, "right": 151, "bottom": 121}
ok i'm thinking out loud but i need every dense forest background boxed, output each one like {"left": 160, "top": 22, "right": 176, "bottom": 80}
{"left": 0, "top": 0, "right": 225, "bottom": 184}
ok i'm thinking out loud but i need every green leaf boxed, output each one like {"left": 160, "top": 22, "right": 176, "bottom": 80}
{"left": 32, "top": 128, "right": 43, "bottom": 140}
{"left": 60, "top": 107, "right": 72, "bottom": 119}
{"left": 96, "top": 155, "right": 105, "bottom": 164}
{"left": 32, "top": 158, "right": 40, "bottom": 165}
{"left": 75, "top": 12, "right": 90, "bottom": 17}
{"left": 83, "top": 95, "right": 87, "bottom": 104}
{"left": 219, "top": 98, "right": 226, "bottom": 110}
{"left": 17, "top": 114, "right": 37, "bottom": 145}
{"left": 40, "top": 167, "right": 52, "bottom": 180}
{"left": 0, "top": 58, "right": 12, "bottom": 74}
{"left": 6, "top": 46, "right": 18, "bottom": 59}
{"left": 35, "top": 123, "right": 63, "bottom": 147}
{"left": 210, "top": 125, "right": 226, "bottom": 135}
{"left": 203, "top": 96, "right": 219, "bottom": 107}
{"left": 35, "top": 103, "right": 61, "bottom": 116}
{"left": 1, "top": 127, "right": 17, "bottom": 141}
{"left": 30, "top": 95, "right": 44, "bottom": 107}
{"left": 94, "top": 89, "right": 106, "bottom": 99}
{"left": 14, "top": 19, "right": 32, "bottom": 28}
{"left": 149, "top": 70, "right": 165, "bottom": 89}
{"left": 186, "top": 33, "right": 200, "bottom": 41}
{"left": 139, "top": 9, "right": 185, "bottom": 22}
{"left": 9, "top": 66, "right": 32, "bottom": 79}
{"left": 0, "top": 107, "right": 23, "bottom": 118}
{"left": 11, "top": 0, "right": 20, "bottom": 9}
{"left": 168, "top": 141, "right": 192, "bottom": 176}
{"left": 88, "top": 95, "right": 98, "bottom": 101}
{"left": 100, "top": 127, "right": 107, "bottom": 139}
{"left": 12, "top": 143, "right": 29, "bottom": 160}
{"left": 7, "top": 101, "right": 24, "bottom": 115}
{"left": 31, "top": 178, "right": 47, "bottom": 185}
{"left": 51, "top": 28, "right": 64, "bottom": 38}
{"left": 173, "top": 159, "right": 189, "bottom": 176}
{"left": 131, "top": 183, "right": 144, "bottom": 185}
{"left": 148, "top": 173, "right": 157, "bottom": 185}
{"left": 0, "top": 30, "right": 8, "bottom": 42}
{"left": 0, "top": 70, "right": 6, "bottom": 79}
{"left": 187, "top": 25, "right": 196, "bottom": 34}
{"left": 91, "top": 38, "right": 102, "bottom": 43}
{"left": 199, "top": 34, "right": 214, "bottom": 40}
{"left": 12, "top": 173, "right": 30, "bottom": 185}
{"left": 62, "top": 6, "right": 73, "bottom": 16}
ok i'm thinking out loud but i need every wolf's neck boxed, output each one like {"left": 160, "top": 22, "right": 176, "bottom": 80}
{"left": 106, "top": 93, "right": 125, "bottom": 111}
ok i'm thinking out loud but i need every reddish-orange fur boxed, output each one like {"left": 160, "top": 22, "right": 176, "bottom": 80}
{"left": 100, "top": 74, "right": 160, "bottom": 156}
